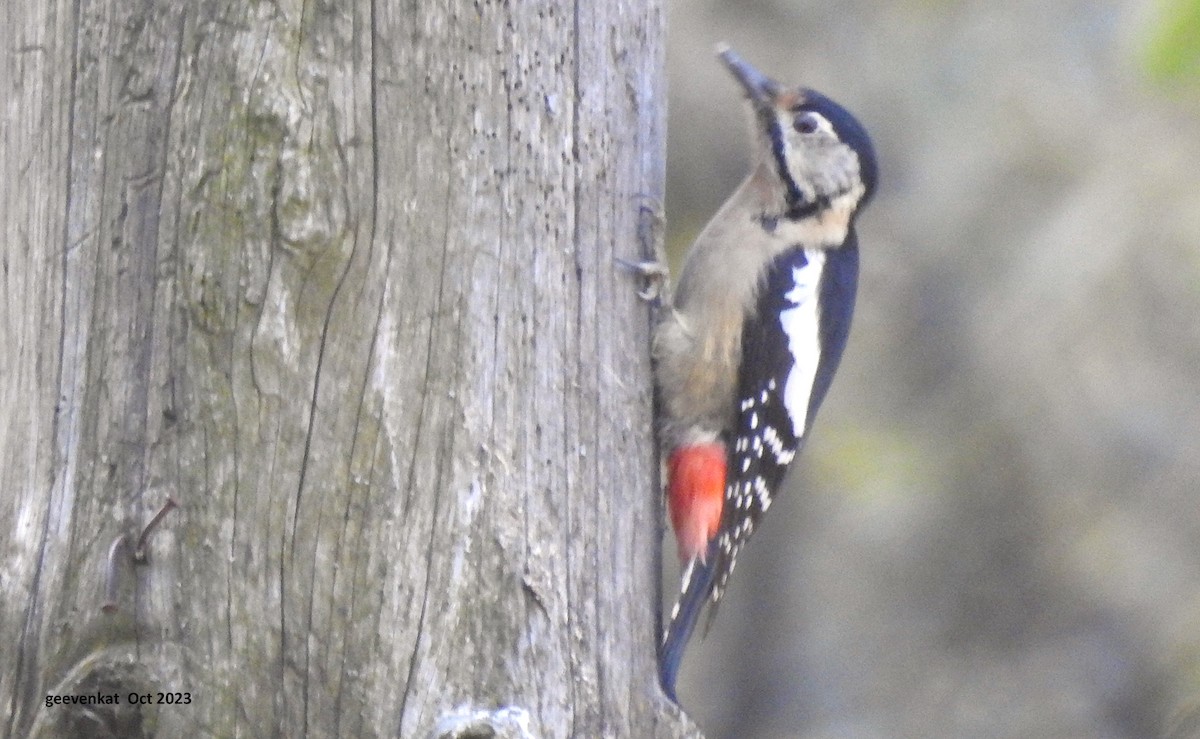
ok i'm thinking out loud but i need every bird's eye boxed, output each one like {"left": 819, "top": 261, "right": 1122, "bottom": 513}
{"left": 793, "top": 111, "right": 827, "bottom": 135}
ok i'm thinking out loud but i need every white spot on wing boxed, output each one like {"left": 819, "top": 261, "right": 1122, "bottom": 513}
{"left": 780, "top": 249, "right": 825, "bottom": 434}
{"left": 679, "top": 559, "right": 696, "bottom": 596}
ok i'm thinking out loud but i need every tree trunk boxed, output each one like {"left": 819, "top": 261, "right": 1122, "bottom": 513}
{"left": 2, "top": 1, "right": 694, "bottom": 735}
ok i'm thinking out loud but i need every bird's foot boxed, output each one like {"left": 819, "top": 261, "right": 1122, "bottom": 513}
{"left": 615, "top": 257, "right": 669, "bottom": 303}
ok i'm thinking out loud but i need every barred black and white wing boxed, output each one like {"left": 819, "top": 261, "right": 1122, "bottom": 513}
{"left": 660, "top": 239, "right": 859, "bottom": 699}
{"left": 712, "top": 239, "right": 858, "bottom": 601}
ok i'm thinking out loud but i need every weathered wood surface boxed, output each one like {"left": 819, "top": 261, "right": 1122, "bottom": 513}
{"left": 2, "top": 1, "right": 697, "bottom": 735}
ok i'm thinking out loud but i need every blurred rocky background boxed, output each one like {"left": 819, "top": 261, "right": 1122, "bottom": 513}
{"left": 663, "top": 1, "right": 1200, "bottom": 736}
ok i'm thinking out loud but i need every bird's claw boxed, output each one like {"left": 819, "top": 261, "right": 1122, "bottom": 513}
{"left": 615, "top": 258, "right": 669, "bottom": 302}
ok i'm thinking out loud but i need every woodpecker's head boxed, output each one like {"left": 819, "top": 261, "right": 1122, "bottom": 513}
{"left": 718, "top": 45, "right": 877, "bottom": 223}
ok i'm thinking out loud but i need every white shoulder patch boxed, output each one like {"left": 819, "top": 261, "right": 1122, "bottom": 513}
{"left": 779, "top": 249, "right": 825, "bottom": 434}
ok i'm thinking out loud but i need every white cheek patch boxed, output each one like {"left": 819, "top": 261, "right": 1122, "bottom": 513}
{"left": 779, "top": 249, "right": 825, "bottom": 434}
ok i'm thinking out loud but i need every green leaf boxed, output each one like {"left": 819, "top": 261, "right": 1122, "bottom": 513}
{"left": 1142, "top": 0, "right": 1200, "bottom": 88}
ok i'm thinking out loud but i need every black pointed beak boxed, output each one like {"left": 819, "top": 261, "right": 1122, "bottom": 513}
{"left": 717, "top": 44, "right": 779, "bottom": 108}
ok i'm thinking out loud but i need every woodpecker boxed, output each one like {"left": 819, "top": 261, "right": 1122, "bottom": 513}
{"left": 638, "top": 46, "right": 877, "bottom": 701}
